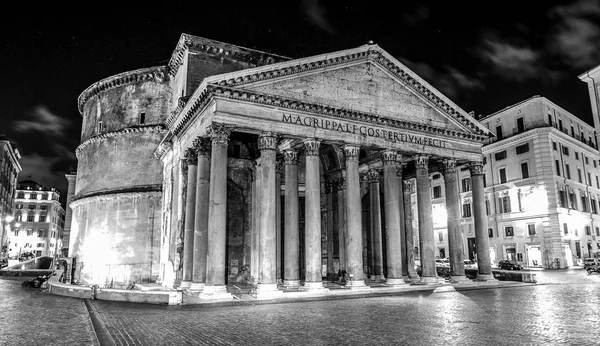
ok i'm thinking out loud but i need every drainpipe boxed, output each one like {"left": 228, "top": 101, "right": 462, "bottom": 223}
{"left": 582, "top": 153, "right": 594, "bottom": 258}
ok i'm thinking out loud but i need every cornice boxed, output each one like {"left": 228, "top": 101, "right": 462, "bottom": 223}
{"left": 77, "top": 66, "right": 168, "bottom": 114}
{"left": 70, "top": 188, "right": 162, "bottom": 209}
{"left": 170, "top": 84, "right": 488, "bottom": 142}
{"left": 201, "top": 48, "right": 490, "bottom": 137}
{"left": 75, "top": 125, "right": 167, "bottom": 159}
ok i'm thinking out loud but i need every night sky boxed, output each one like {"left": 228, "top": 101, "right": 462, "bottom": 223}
{"left": 1, "top": 0, "right": 599, "bottom": 203}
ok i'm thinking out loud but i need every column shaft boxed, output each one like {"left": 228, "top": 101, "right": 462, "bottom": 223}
{"left": 444, "top": 159, "right": 466, "bottom": 282}
{"left": 471, "top": 163, "right": 494, "bottom": 280}
{"left": 276, "top": 161, "right": 282, "bottom": 283}
{"left": 192, "top": 139, "right": 211, "bottom": 289}
{"left": 304, "top": 139, "right": 323, "bottom": 288}
{"left": 368, "top": 169, "right": 384, "bottom": 281}
{"left": 181, "top": 148, "right": 197, "bottom": 287}
{"left": 403, "top": 180, "right": 418, "bottom": 279}
{"left": 415, "top": 155, "right": 437, "bottom": 282}
{"left": 258, "top": 134, "right": 277, "bottom": 287}
{"left": 283, "top": 150, "right": 300, "bottom": 287}
{"left": 326, "top": 182, "right": 335, "bottom": 280}
{"left": 382, "top": 151, "right": 403, "bottom": 285}
{"left": 337, "top": 179, "right": 347, "bottom": 273}
{"left": 344, "top": 145, "right": 366, "bottom": 287}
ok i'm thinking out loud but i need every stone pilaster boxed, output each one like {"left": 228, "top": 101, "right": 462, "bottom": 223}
{"left": 470, "top": 162, "right": 495, "bottom": 281}
{"left": 415, "top": 155, "right": 437, "bottom": 283}
{"left": 283, "top": 149, "right": 300, "bottom": 288}
{"left": 180, "top": 147, "right": 198, "bottom": 289}
{"left": 201, "top": 123, "right": 234, "bottom": 299}
{"left": 382, "top": 151, "right": 404, "bottom": 286}
{"left": 443, "top": 159, "right": 467, "bottom": 283}
{"left": 302, "top": 138, "right": 327, "bottom": 291}
{"left": 191, "top": 137, "right": 211, "bottom": 291}
{"left": 367, "top": 169, "right": 384, "bottom": 282}
{"left": 256, "top": 132, "right": 282, "bottom": 296}
{"left": 343, "top": 145, "right": 368, "bottom": 289}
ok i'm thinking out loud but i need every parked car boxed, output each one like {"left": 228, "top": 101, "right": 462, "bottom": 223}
{"left": 463, "top": 259, "right": 478, "bottom": 269}
{"left": 435, "top": 258, "right": 450, "bottom": 267}
{"left": 583, "top": 258, "right": 600, "bottom": 269}
{"left": 18, "top": 252, "right": 35, "bottom": 262}
{"left": 498, "top": 260, "right": 523, "bottom": 271}
{"left": 0, "top": 258, "right": 7, "bottom": 269}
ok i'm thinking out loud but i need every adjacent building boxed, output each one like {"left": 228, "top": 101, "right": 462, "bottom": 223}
{"left": 8, "top": 180, "right": 65, "bottom": 258}
{"left": 0, "top": 135, "right": 21, "bottom": 258}
{"left": 62, "top": 166, "right": 77, "bottom": 254}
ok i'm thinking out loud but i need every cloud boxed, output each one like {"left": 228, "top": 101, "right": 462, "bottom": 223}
{"left": 480, "top": 38, "right": 539, "bottom": 80}
{"left": 401, "top": 5, "right": 430, "bottom": 27}
{"left": 17, "top": 154, "right": 65, "bottom": 190}
{"left": 13, "top": 105, "right": 71, "bottom": 136}
{"left": 399, "top": 59, "right": 482, "bottom": 100}
{"left": 301, "top": 0, "right": 336, "bottom": 34}
{"left": 548, "top": 0, "right": 600, "bottom": 67}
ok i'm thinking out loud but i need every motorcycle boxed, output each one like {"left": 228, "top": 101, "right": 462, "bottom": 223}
{"left": 586, "top": 264, "right": 600, "bottom": 274}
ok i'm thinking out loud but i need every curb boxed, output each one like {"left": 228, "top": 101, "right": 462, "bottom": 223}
{"left": 84, "top": 299, "right": 116, "bottom": 346}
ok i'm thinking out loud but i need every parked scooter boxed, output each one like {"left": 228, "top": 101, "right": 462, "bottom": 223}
{"left": 586, "top": 264, "right": 600, "bottom": 274}
{"left": 21, "top": 274, "right": 50, "bottom": 288}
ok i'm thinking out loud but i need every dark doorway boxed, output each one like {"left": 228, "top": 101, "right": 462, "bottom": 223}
{"left": 467, "top": 237, "right": 476, "bottom": 261}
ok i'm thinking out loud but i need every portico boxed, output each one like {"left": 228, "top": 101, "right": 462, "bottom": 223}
{"left": 158, "top": 42, "right": 494, "bottom": 299}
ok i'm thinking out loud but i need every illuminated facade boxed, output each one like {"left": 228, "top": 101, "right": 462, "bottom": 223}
{"left": 8, "top": 180, "right": 65, "bottom": 258}
{"left": 0, "top": 135, "right": 21, "bottom": 258}
{"left": 73, "top": 34, "right": 499, "bottom": 294}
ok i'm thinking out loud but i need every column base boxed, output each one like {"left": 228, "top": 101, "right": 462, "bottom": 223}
{"left": 178, "top": 281, "right": 192, "bottom": 289}
{"left": 418, "top": 276, "right": 441, "bottom": 285}
{"left": 188, "top": 282, "right": 205, "bottom": 291}
{"left": 282, "top": 279, "right": 301, "bottom": 289}
{"left": 255, "top": 283, "right": 284, "bottom": 299}
{"left": 300, "top": 281, "right": 329, "bottom": 293}
{"left": 474, "top": 274, "right": 497, "bottom": 282}
{"left": 403, "top": 274, "right": 420, "bottom": 283}
{"left": 198, "top": 285, "right": 232, "bottom": 300}
{"left": 384, "top": 278, "right": 407, "bottom": 287}
{"left": 345, "top": 279, "right": 372, "bottom": 291}
{"left": 449, "top": 275, "right": 470, "bottom": 283}
{"left": 372, "top": 274, "right": 386, "bottom": 282}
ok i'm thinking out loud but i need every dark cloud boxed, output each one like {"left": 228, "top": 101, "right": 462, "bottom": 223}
{"left": 480, "top": 37, "right": 540, "bottom": 80}
{"left": 301, "top": 0, "right": 336, "bottom": 34}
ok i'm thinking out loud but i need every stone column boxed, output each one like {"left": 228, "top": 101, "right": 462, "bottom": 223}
{"left": 403, "top": 180, "right": 418, "bottom": 281}
{"left": 302, "top": 138, "right": 327, "bottom": 291}
{"left": 202, "top": 123, "right": 234, "bottom": 298}
{"left": 443, "top": 159, "right": 467, "bottom": 283}
{"left": 367, "top": 169, "right": 385, "bottom": 282}
{"left": 325, "top": 181, "right": 335, "bottom": 281}
{"left": 344, "top": 145, "right": 368, "bottom": 289}
{"left": 283, "top": 149, "right": 300, "bottom": 288}
{"left": 191, "top": 137, "right": 211, "bottom": 291}
{"left": 382, "top": 151, "right": 404, "bottom": 286}
{"left": 180, "top": 147, "right": 198, "bottom": 289}
{"left": 396, "top": 163, "right": 408, "bottom": 278}
{"left": 256, "top": 132, "right": 281, "bottom": 296}
{"left": 415, "top": 155, "right": 437, "bottom": 283}
{"left": 470, "top": 162, "right": 495, "bottom": 281}
{"left": 336, "top": 177, "right": 347, "bottom": 273}
{"left": 276, "top": 159, "right": 283, "bottom": 284}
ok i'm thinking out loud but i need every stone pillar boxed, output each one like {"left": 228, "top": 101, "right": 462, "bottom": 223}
{"left": 180, "top": 147, "right": 198, "bottom": 289}
{"left": 283, "top": 149, "right": 300, "bottom": 288}
{"left": 470, "top": 162, "right": 495, "bottom": 281}
{"left": 255, "top": 132, "right": 282, "bottom": 296}
{"left": 443, "top": 159, "right": 467, "bottom": 283}
{"left": 367, "top": 169, "right": 385, "bottom": 282}
{"left": 302, "top": 138, "right": 327, "bottom": 291}
{"left": 325, "top": 181, "right": 335, "bottom": 281}
{"left": 336, "top": 177, "right": 347, "bottom": 273}
{"left": 396, "top": 164, "right": 408, "bottom": 278}
{"left": 191, "top": 137, "right": 211, "bottom": 291}
{"left": 403, "top": 180, "right": 418, "bottom": 281}
{"left": 382, "top": 151, "right": 404, "bottom": 286}
{"left": 415, "top": 155, "right": 437, "bottom": 283}
{"left": 344, "top": 145, "right": 368, "bottom": 289}
{"left": 202, "top": 123, "right": 234, "bottom": 298}
{"left": 276, "top": 159, "right": 283, "bottom": 284}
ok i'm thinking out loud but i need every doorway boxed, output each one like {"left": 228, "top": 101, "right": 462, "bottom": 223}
{"left": 467, "top": 238, "right": 476, "bottom": 261}
{"left": 527, "top": 245, "right": 542, "bottom": 267}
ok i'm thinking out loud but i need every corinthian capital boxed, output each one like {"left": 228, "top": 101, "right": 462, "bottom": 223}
{"left": 258, "top": 132, "right": 279, "bottom": 151}
{"left": 396, "top": 163, "right": 406, "bottom": 177}
{"left": 381, "top": 150, "right": 397, "bottom": 166}
{"left": 442, "top": 159, "right": 457, "bottom": 174}
{"left": 403, "top": 180, "right": 413, "bottom": 193}
{"left": 414, "top": 155, "right": 429, "bottom": 169}
{"left": 207, "top": 123, "right": 234, "bottom": 144}
{"left": 343, "top": 144, "right": 360, "bottom": 161}
{"left": 193, "top": 137, "right": 211, "bottom": 157}
{"left": 303, "top": 138, "right": 321, "bottom": 156}
{"left": 469, "top": 162, "right": 484, "bottom": 176}
{"left": 183, "top": 147, "right": 198, "bottom": 166}
{"left": 367, "top": 169, "right": 380, "bottom": 184}
{"left": 283, "top": 149, "right": 298, "bottom": 165}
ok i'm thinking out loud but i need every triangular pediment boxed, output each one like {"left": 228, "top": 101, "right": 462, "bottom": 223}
{"left": 202, "top": 45, "right": 492, "bottom": 138}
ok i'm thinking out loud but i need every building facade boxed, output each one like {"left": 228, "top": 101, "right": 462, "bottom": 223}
{"left": 71, "top": 34, "right": 497, "bottom": 295}
{"left": 0, "top": 135, "right": 21, "bottom": 258}
{"left": 62, "top": 167, "right": 77, "bottom": 254}
{"left": 8, "top": 180, "right": 65, "bottom": 258}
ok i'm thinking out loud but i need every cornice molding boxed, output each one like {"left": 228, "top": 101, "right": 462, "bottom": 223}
{"left": 77, "top": 66, "right": 168, "bottom": 114}
{"left": 70, "top": 188, "right": 162, "bottom": 209}
{"left": 169, "top": 84, "right": 489, "bottom": 142}
{"left": 75, "top": 125, "right": 167, "bottom": 159}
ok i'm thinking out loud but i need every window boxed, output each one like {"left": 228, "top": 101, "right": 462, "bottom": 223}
{"left": 586, "top": 156, "right": 589, "bottom": 165}
{"left": 483, "top": 157, "right": 487, "bottom": 165}
{"left": 575, "top": 152, "right": 579, "bottom": 160}
{"left": 571, "top": 125, "right": 575, "bottom": 136}
{"left": 521, "top": 162, "right": 529, "bottom": 179}
{"left": 562, "top": 146, "right": 569, "bottom": 156}
{"left": 553, "top": 142, "right": 557, "bottom": 151}
{"left": 586, "top": 226, "right": 592, "bottom": 235}
{"left": 97, "top": 120, "right": 103, "bottom": 134}
{"left": 37, "top": 243, "right": 44, "bottom": 248}
{"left": 581, "top": 132, "right": 586, "bottom": 142}
{"left": 433, "top": 186, "right": 442, "bottom": 199}
{"left": 38, "top": 215, "right": 46, "bottom": 222}
{"left": 41, "top": 193, "right": 47, "bottom": 200}
{"left": 499, "top": 168, "right": 507, "bottom": 183}
{"left": 30, "top": 193, "right": 36, "bottom": 200}
{"left": 565, "top": 164, "right": 571, "bottom": 179}
{"left": 559, "top": 189, "right": 568, "bottom": 207}
{"left": 555, "top": 160, "right": 561, "bottom": 176}
{"left": 139, "top": 112, "right": 146, "bottom": 125}
{"left": 438, "top": 232, "right": 443, "bottom": 242}
{"left": 564, "top": 223, "right": 569, "bottom": 235}
{"left": 595, "top": 161, "right": 598, "bottom": 168}
{"left": 496, "top": 125, "right": 503, "bottom": 140}
{"left": 27, "top": 214, "right": 34, "bottom": 222}
{"left": 548, "top": 114, "right": 553, "bottom": 126}
{"left": 588, "top": 172, "right": 592, "bottom": 186}
{"left": 13, "top": 229, "right": 19, "bottom": 236}
{"left": 499, "top": 196, "right": 511, "bottom": 213}
{"left": 462, "top": 203, "right": 472, "bottom": 218}
{"left": 37, "top": 230, "right": 44, "bottom": 237}
{"left": 16, "top": 204, "right": 23, "bottom": 209}
{"left": 597, "top": 176, "right": 599, "bottom": 189}
{"left": 505, "top": 226, "right": 514, "bottom": 237}
{"left": 528, "top": 224, "right": 536, "bottom": 236}
{"left": 569, "top": 191, "right": 578, "bottom": 210}
{"left": 17, "top": 192, "right": 24, "bottom": 198}
{"left": 591, "top": 198, "right": 598, "bottom": 214}
{"left": 486, "top": 199, "right": 490, "bottom": 215}
{"left": 26, "top": 229, "right": 33, "bottom": 236}
{"left": 559, "top": 119, "right": 563, "bottom": 131}
{"left": 432, "top": 173, "right": 441, "bottom": 180}
{"left": 461, "top": 178, "right": 471, "bottom": 192}
{"left": 488, "top": 228, "right": 494, "bottom": 238}
{"left": 516, "top": 253, "right": 524, "bottom": 262}
{"left": 40, "top": 205, "right": 47, "bottom": 211}
{"left": 517, "top": 117, "right": 525, "bottom": 133}
{"left": 516, "top": 143, "right": 529, "bottom": 154}
{"left": 596, "top": 227, "right": 600, "bottom": 236}
{"left": 578, "top": 168, "right": 582, "bottom": 183}
{"left": 28, "top": 204, "right": 36, "bottom": 210}
{"left": 495, "top": 150, "right": 507, "bottom": 161}
{"left": 582, "top": 195, "right": 589, "bottom": 213}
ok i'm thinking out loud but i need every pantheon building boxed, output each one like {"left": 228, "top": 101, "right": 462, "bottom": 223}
{"left": 70, "top": 34, "right": 495, "bottom": 298}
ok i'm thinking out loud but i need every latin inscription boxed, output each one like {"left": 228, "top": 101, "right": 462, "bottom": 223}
{"left": 282, "top": 114, "right": 447, "bottom": 148}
